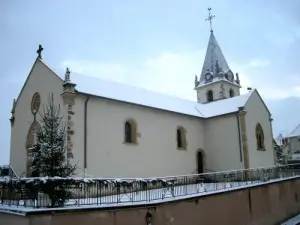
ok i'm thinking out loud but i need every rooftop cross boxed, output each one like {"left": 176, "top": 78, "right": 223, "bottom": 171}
{"left": 36, "top": 44, "right": 43, "bottom": 59}
{"left": 205, "top": 8, "right": 215, "bottom": 33}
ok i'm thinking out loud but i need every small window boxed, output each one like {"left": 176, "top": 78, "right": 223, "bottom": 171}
{"left": 256, "top": 123, "right": 265, "bottom": 150}
{"left": 31, "top": 92, "right": 41, "bottom": 115}
{"left": 229, "top": 89, "right": 235, "bottom": 98}
{"left": 177, "top": 126, "right": 187, "bottom": 150}
{"left": 124, "top": 119, "right": 137, "bottom": 144}
{"left": 207, "top": 90, "right": 213, "bottom": 102}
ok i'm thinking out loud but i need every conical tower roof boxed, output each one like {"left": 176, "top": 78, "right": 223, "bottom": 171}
{"left": 199, "top": 32, "right": 230, "bottom": 83}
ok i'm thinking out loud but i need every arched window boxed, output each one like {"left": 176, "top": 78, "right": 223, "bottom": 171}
{"left": 26, "top": 122, "right": 41, "bottom": 177}
{"left": 229, "top": 89, "right": 235, "bottom": 98}
{"left": 256, "top": 123, "right": 265, "bottom": 150}
{"left": 207, "top": 90, "right": 213, "bottom": 102}
{"left": 124, "top": 119, "right": 137, "bottom": 144}
{"left": 176, "top": 126, "right": 187, "bottom": 150}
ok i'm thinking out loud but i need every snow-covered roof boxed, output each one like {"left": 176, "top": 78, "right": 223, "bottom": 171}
{"left": 51, "top": 64, "right": 253, "bottom": 118}
{"left": 287, "top": 124, "right": 300, "bottom": 138}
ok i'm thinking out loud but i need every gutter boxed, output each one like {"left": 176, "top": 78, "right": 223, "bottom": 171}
{"left": 84, "top": 96, "right": 90, "bottom": 176}
{"left": 236, "top": 107, "right": 244, "bottom": 169}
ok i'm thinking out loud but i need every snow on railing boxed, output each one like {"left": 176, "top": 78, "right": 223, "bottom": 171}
{"left": 0, "top": 163, "right": 300, "bottom": 209}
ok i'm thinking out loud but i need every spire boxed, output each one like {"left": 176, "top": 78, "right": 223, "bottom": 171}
{"left": 199, "top": 32, "right": 230, "bottom": 84}
{"left": 194, "top": 9, "right": 241, "bottom": 103}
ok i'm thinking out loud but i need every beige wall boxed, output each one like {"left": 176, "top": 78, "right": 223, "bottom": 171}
{"left": 1, "top": 178, "right": 300, "bottom": 225}
{"left": 9, "top": 59, "right": 65, "bottom": 177}
{"left": 244, "top": 91, "right": 275, "bottom": 168}
{"left": 204, "top": 114, "right": 242, "bottom": 171}
{"left": 73, "top": 94, "right": 206, "bottom": 178}
{"left": 196, "top": 80, "right": 240, "bottom": 103}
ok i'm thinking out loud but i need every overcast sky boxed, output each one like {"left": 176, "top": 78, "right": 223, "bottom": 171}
{"left": 1, "top": 0, "right": 300, "bottom": 165}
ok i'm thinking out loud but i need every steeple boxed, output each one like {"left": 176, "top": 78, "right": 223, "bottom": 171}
{"left": 199, "top": 32, "right": 231, "bottom": 84}
{"left": 194, "top": 8, "right": 241, "bottom": 103}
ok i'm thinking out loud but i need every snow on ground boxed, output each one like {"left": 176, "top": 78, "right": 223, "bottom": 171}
{"left": 1, "top": 175, "right": 299, "bottom": 213}
{"left": 281, "top": 214, "right": 300, "bottom": 225}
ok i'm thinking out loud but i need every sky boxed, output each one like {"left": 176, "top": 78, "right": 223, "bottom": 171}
{"left": 0, "top": 0, "right": 300, "bottom": 165}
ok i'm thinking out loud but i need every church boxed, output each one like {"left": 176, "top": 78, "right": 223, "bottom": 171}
{"left": 9, "top": 23, "right": 276, "bottom": 178}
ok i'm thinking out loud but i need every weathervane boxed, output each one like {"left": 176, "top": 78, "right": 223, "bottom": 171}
{"left": 205, "top": 7, "right": 215, "bottom": 33}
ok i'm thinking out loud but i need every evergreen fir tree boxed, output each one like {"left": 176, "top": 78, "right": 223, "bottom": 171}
{"left": 29, "top": 93, "right": 77, "bottom": 207}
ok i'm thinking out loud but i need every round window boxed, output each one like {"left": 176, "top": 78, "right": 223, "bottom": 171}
{"left": 31, "top": 92, "right": 41, "bottom": 114}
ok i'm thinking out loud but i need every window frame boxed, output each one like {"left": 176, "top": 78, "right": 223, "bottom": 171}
{"left": 176, "top": 126, "right": 187, "bottom": 150}
{"left": 207, "top": 90, "right": 214, "bottom": 102}
{"left": 256, "top": 123, "right": 265, "bottom": 151}
{"left": 124, "top": 119, "right": 138, "bottom": 145}
{"left": 229, "top": 89, "right": 235, "bottom": 98}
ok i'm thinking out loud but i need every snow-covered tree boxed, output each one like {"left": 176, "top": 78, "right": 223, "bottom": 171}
{"left": 29, "top": 93, "right": 77, "bottom": 207}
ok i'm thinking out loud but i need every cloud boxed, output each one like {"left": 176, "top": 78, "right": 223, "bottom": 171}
{"left": 248, "top": 59, "right": 271, "bottom": 68}
{"left": 62, "top": 52, "right": 299, "bottom": 101}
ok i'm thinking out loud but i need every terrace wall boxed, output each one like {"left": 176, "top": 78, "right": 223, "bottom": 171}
{"left": 1, "top": 177, "right": 300, "bottom": 225}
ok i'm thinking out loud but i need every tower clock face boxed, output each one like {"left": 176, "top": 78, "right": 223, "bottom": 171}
{"left": 227, "top": 71, "right": 234, "bottom": 82}
{"left": 205, "top": 73, "right": 212, "bottom": 81}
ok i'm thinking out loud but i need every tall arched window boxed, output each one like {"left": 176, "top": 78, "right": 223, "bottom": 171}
{"left": 124, "top": 119, "right": 137, "bottom": 144}
{"left": 26, "top": 122, "right": 41, "bottom": 177}
{"left": 229, "top": 89, "right": 235, "bottom": 98}
{"left": 177, "top": 126, "right": 187, "bottom": 150}
{"left": 256, "top": 123, "right": 265, "bottom": 150}
{"left": 207, "top": 90, "right": 213, "bottom": 102}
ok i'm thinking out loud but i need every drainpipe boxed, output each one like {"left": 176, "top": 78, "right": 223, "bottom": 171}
{"left": 84, "top": 96, "right": 90, "bottom": 177}
{"left": 236, "top": 107, "right": 244, "bottom": 169}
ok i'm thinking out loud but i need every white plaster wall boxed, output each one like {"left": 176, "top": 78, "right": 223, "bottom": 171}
{"left": 244, "top": 91, "right": 275, "bottom": 168}
{"left": 196, "top": 80, "right": 240, "bottom": 103}
{"left": 203, "top": 114, "right": 242, "bottom": 172}
{"left": 287, "top": 137, "right": 300, "bottom": 153}
{"left": 9, "top": 59, "right": 65, "bottom": 177}
{"left": 73, "top": 95, "right": 205, "bottom": 178}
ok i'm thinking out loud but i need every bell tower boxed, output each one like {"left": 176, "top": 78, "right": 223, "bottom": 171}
{"left": 194, "top": 8, "right": 241, "bottom": 103}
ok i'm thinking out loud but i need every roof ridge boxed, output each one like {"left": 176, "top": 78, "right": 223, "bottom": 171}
{"left": 53, "top": 68, "right": 197, "bottom": 104}
{"left": 34, "top": 60, "right": 251, "bottom": 119}
{"left": 287, "top": 123, "right": 300, "bottom": 137}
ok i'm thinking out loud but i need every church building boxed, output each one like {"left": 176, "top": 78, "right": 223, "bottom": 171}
{"left": 9, "top": 22, "right": 276, "bottom": 178}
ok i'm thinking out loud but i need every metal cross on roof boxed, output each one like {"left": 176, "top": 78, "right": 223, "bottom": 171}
{"left": 205, "top": 8, "right": 215, "bottom": 33}
{"left": 36, "top": 44, "right": 43, "bottom": 59}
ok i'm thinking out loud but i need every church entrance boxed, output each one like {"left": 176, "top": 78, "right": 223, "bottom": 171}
{"left": 197, "top": 151, "right": 204, "bottom": 174}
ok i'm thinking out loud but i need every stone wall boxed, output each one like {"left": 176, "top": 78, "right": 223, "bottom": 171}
{"left": 1, "top": 178, "right": 300, "bottom": 225}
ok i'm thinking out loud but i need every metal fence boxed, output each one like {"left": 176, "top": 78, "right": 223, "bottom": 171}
{"left": 1, "top": 164, "right": 300, "bottom": 209}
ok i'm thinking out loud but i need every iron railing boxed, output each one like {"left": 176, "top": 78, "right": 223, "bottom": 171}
{"left": 0, "top": 164, "right": 300, "bottom": 209}
{"left": 0, "top": 165, "right": 18, "bottom": 178}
